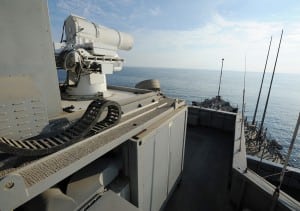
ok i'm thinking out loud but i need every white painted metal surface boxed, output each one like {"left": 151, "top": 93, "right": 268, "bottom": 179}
{"left": 64, "top": 15, "right": 133, "bottom": 56}
{"left": 66, "top": 73, "right": 110, "bottom": 96}
{"left": 57, "top": 14, "right": 134, "bottom": 97}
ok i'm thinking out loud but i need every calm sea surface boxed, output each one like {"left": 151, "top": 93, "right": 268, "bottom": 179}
{"left": 106, "top": 66, "right": 300, "bottom": 167}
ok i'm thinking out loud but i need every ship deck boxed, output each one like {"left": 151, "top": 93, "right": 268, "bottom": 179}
{"left": 164, "top": 125, "right": 234, "bottom": 211}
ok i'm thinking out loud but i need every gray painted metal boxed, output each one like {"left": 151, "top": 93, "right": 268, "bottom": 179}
{"left": 135, "top": 79, "right": 161, "bottom": 91}
{"left": 188, "top": 106, "right": 236, "bottom": 132}
{"left": 87, "top": 190, "right": 139, "bottom": 211}
{"left": 58, "top": 87, "right": 160, "bottom": 122}
{"left": 231, "top": 111, "right": 300, "bottom": 210}
{"left": 247, "top": 155, "right": 300, "bottom": 201}
{"left": 168, "top": 111, "right": 186, "bottom": 191}
{"left": 164, "top": 124, "right": 234, "bottom": 211}
{"left": 0, "top": 77, "right": 49, "bottom": 140}
{"left": 108, "top": 177, "right": 131, "bottom": 201}
{"left": 66, "top": 157, "right": 121, "bottom": 208}
{"left": 0, "top": 0, "right": 61, "bottom": 117}
{"left": 20, "top": 188, "right": 77, "bottom": 211}
{"left": 0, "top": 98, "right": 185, "bottom": 210}
{"left": 127, "top": 107, "right": 187, "bottom": 211}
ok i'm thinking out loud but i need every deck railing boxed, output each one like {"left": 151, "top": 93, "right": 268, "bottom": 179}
{"left": 231, "top": 113, "right": 300, "bottom": 211}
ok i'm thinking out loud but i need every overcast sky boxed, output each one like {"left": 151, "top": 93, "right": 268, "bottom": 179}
{"left": 48, "top": 0, "right": 300, "bottom": 73}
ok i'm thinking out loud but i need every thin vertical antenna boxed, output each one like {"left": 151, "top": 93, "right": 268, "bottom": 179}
{"left": 217, "top": 58, "right": 224, "bottom": 97}
{"left": 60, "top": 21, "right": 66, "bottom": 43}
{"left": 240, "top": 55, "right": 247, "bottom": 151}
{"left": 270, "top": 113, "right": 300, "bottom": 211}
{"left": 252, "top": 36, "right": 273, "bottom": 125}
{"left": 257, "top": 30, "right": 283, "bottom": 149}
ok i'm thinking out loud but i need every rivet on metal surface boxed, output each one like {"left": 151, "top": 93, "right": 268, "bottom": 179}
{"left": 4, "top": 181, "right": 14, "bottom": 190}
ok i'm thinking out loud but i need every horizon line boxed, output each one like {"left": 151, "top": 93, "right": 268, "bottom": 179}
{"left": 123, "top": 65, "right": 300, "bottom": 75}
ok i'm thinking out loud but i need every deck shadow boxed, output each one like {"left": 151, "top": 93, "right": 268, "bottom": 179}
{"left": 164, "top": 126, "right": 234, "bottom": 211}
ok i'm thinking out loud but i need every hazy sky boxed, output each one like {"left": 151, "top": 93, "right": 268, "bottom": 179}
{"left": 48, "top": 0, "right": 300, "bottom": 73}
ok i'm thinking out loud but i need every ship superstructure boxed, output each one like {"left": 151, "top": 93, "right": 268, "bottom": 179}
{"left": 0, "top": 1, "right": 187, "bottom": 210}
{"left": 0, "top": 1, "right": 300, "bottom": 211}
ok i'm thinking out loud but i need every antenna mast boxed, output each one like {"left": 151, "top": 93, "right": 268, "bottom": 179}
{"left": 252, "top": 36, "right": 273, "bottom": 125}
{"left": 270, "top": 113, "right": 300, "bottom": 211}
{"left": 240, "top": 55, "right": 247, "bottom": 151}
{"left": 257, "top": 30, "right": 283, "bottom": 148}
{"left": 217, "top": 58, "right": 224, "bottom": 98}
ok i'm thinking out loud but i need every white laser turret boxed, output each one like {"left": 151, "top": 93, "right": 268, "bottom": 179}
{"left": 55, "top": 15, "right": 134, "bottom": 98}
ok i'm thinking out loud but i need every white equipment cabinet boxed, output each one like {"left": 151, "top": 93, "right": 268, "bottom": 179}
{"left": 126, "top": 107, "right": 187, "bottom": 211}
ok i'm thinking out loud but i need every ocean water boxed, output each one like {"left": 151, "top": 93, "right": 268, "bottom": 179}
{"left": 106, "top": 66, "right": 300, "bottom": 167}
